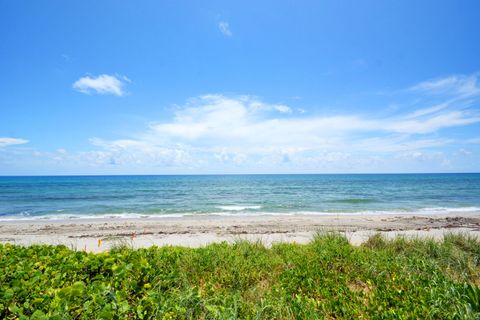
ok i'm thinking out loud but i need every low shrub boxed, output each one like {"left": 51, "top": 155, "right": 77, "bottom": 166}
{"left": 0, "top": 233, "right": 479, "bottom": 319}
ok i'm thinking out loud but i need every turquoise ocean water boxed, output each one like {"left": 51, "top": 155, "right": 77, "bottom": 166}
{"left": 0, "top": 174, "right": 479, "bottom": 220}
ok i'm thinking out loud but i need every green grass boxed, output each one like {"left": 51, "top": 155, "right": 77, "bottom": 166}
{"left": 1, "top": 232, "right": 479, "bottom": 319}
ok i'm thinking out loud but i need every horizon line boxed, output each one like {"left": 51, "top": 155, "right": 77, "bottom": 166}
{"left": 1, "top": 172, "right": 479, "bottom": 178}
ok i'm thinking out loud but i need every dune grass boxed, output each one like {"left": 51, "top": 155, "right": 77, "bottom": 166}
{"left": 1, "top": 232, "right": 479, "bottom": 319}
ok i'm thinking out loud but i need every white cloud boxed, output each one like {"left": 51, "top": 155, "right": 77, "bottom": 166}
{"left": 404, "top": 102, "right": 450, "bottom": 119}
{"left": 4, "top": 74, "right": 480, "bottom": 174}
{"left": 147, "top": 95, "right": 479, "bottom": 149}
{"left": 218, "top": 21, "right": 232, "bottom": 37}
{"left": 81, "top": 92, "right": 479, "bottom": 171}
{"left": 395, "top": 151, "right": 447, "bottom": 163}
{"left": 73, "top": 74, "right": 129, "bottom": 96}
{"left": 149, "top": 95, "right": 368, "bottom": 150}
{"left": 0, "top": 137, "right": 28, "bottom": 148}
{"left": 411, "top": 74, "right": 480, "bottom": 98}
{"left": 273, "top": 104, "right": 292, "bottom": 113}
{"left": 353, "top": 136, "right": 452, "bottom": 153}
{"left": 388, "top": 111, "right": 480, "bottom": 134}
{"left": 247, "top": 100, "right": 292, "bottom": 113}
{"left": 86, "top": 137, "right": 192, "bottom": 167}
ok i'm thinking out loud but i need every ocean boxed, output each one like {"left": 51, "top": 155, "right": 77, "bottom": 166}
{"left": 0, "top": 174, "right": 479, "bottom": 220}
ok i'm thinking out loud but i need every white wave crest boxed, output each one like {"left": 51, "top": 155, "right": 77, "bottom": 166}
{"left": 1, "top": 206, "right": 479, "bottom": 221}
{"left": 216, "top": 205, "right": 262, "bottom": 211}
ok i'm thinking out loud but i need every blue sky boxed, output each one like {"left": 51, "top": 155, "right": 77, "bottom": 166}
{"left": 1, "top": 0, "right": 480, "bottom": 174}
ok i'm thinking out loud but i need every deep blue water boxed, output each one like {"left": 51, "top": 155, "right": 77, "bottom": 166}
{"left": 0, "top": 174, "right": 479, "bottom": 220}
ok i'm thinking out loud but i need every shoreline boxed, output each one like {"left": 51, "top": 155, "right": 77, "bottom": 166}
{"left": 1, "top": 206, "right": 479, "bottom": 221}
{"left": 1, "top": 213, "right": 480, "bottom": 252}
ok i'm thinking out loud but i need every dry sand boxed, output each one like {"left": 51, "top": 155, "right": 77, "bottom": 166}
{"left": 1, "top": 213, "right": 480, "bottom": 252}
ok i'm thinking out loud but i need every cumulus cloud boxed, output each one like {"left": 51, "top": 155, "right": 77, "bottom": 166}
{"left": 149, "top": 95, "right": 366, "bottom": 149}
{"left": 218, "top": 21, "right": 232, "bottom": 37}
{"left": 73, "top": 74, "right": 129, "bottom": 96}
{"left": 273, "top": 104, "right": 292, "bottom": 113}
{"left": 147, "top": 94, "right": 478, "bottom": 148}
{"left": 0, "top": 137, "right": 28, "bottom": 148}
{"left": 80, "top": 88, "right": 479, "bottom": 171}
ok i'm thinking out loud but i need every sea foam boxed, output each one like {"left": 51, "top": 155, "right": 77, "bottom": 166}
{"left": 216, "top": 205, "right": 262, "bottom": 211}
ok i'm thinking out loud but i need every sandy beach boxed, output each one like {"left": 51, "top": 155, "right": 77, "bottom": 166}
{"left": 1, "top": 213, "right": 479, "bottom": 252}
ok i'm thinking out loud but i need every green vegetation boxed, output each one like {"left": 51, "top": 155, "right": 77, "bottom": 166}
{"left": 1, "top": 233, "right": 479, "bottom": 319}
